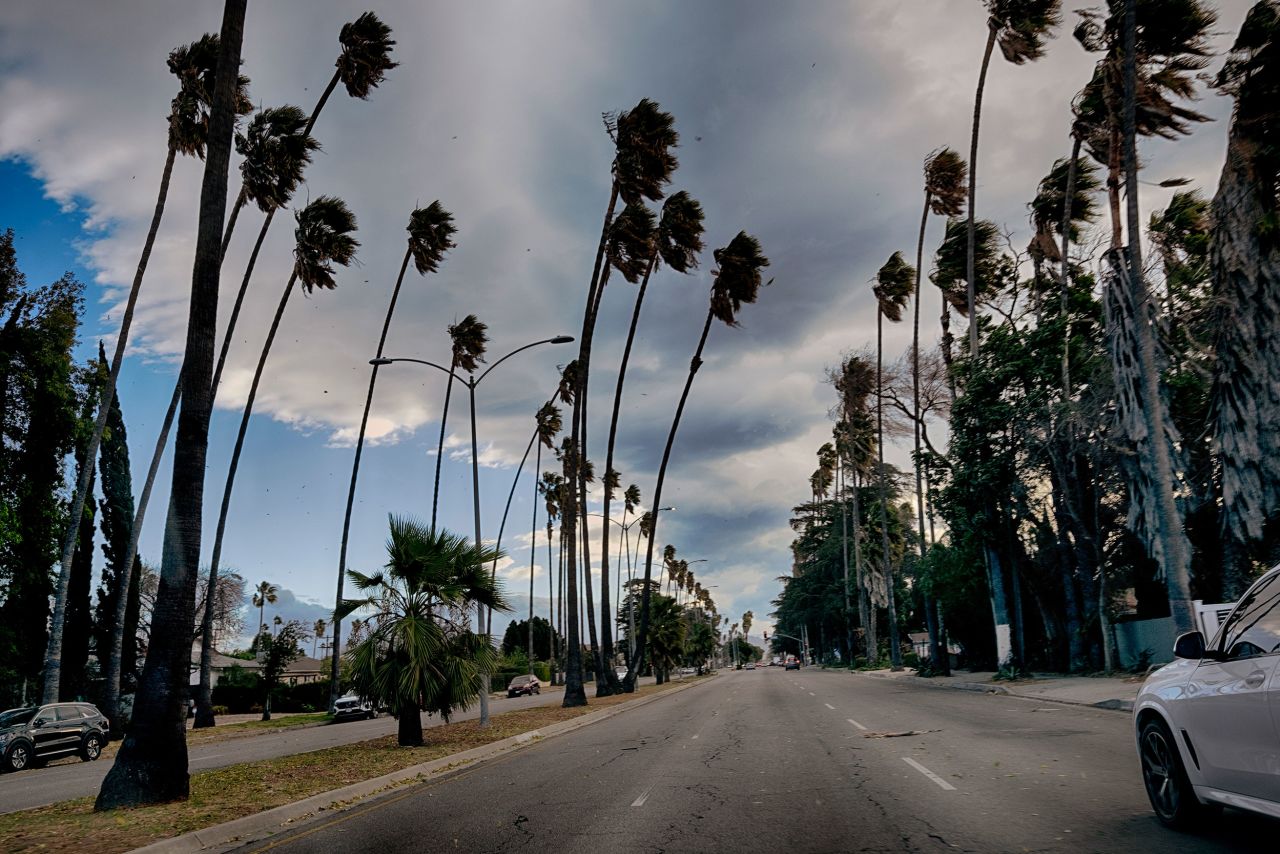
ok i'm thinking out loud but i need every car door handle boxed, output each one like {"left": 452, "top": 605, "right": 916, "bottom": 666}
{"left": 1246, "top": 671, "right": 1266, "bottom": 688}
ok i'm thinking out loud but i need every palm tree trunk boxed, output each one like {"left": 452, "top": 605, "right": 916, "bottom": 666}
{"left": 42, "top": 140, "right": 179, "bottom": 704}
{"left": 547, "top": 518, "right": 556, "bottom": 684}
{"left": 397, "top": 707, "right": 422, "bottom": 747}
{"left": 629, "top": 308, "right": 714, "bottom": 690}
{"left": 95, "top": 1, "right": 244, "bottom": 808}
{"left": 838, "top": 458, "right": 853, "bottom": 658}
{"left": 1060, "top": 134, "right": 1081, "bottom": 397}
{"left": 1119, "top": 0, "right": 1193, "bottom": 633}
{"left": 430, "top": 362, "right": 458, "bottom": 533}
{"left": 325, "top": 247, "right": 413, "bottom": 717}
{"left": 528, "top": 442, "right": 540, "bottom": 674}
{"left": 877, "top": 310, "right": 903, "bottom": 671}
{"left": 221, "top": 187, "right": 247, "bottom": 261}
{"left": 939, "top": 304, "right": 957, "bottom": 401}
{"left": 912, "top": 191, "right": 943, "bottom": 673}
{"left": 599, "top": 255, "right": 656, "bottom": 695}
{"left": 201, "top": 271, "right": 300, "bottom": 710}
{"left": 852, "top": 470, "right": 873, "bottom": 659}
{"left": 966, "top": 25, "right": 997, "bottom": 359}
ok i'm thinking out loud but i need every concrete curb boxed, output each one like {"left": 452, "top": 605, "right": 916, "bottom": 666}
{"left": 858, "top": 670, "right": 1134, "bottom": 712}
{"left": 130, "top": 676, "right": 714, "bottom": 854}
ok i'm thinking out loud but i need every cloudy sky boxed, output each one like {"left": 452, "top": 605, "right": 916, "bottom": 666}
{"left": 0, "top": 0, "right": 1255, "bottom": 648}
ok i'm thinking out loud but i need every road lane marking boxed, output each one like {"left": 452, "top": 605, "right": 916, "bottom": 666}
{"left": 824, "top": 703, "right": 835, "bottom": 710}
{"left": 902, "top": 757, "right": 956, "bottom": 791}
{"left": 808, "top": 692, "right": 816, "bottom": 697}
{"left": 631, "top": 786, "right": 654, "bottom": 807}
{"left": 847, "top": 718, "right": 868, "bottom": 731}
{"left": 691, "top": 734, "right": 699, "bottom": 739}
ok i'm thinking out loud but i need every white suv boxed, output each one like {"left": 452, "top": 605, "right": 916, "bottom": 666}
{"left": 331, "top": 694, "right": 376, "bottom": 722}
{"left": 1134, "top": 565, "right": 1280, "bottom": 828}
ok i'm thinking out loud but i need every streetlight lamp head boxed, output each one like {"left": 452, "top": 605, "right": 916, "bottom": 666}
{"left": 369, "top": 357, "right": 394, "bottom": 366}
{"left": 550, "top": 335, "right": 575, "bottom": 345}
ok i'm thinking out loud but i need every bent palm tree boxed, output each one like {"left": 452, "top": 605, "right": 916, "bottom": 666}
{"left": 253, "top": 581, "right": 279, "bottom": 638}
{"left": 44, "top": 32, "right": 251, "bottom": 704}
{"left": 629, "top": 232, "right": 769, "bottom": 690}
{"left": 338, "top": 517, "right": 507, "bottom": 746}
{"left": 328, "top": 203, "right": 456, "bottom": 712}
{"left": 204, "top": 198, "right": 358, "bottom": 699}
{"left": 431, "top": 314, "right": 488, "bottom": 531}
{"left": 873, "top": 253, "right": 913, "bottom": 670}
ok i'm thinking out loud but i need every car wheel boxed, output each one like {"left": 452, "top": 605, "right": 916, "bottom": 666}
{"left": 367, "top": 710, "right": 377, "bottom": 720}
{"left": 3, "top": 742, "right": 32, "bottom": 772}
{"left": 80, "top": 732, "right": 103, "bottom": 762}
{"left": 534, "top": 686, "right": 540, "bottom": 695}
{"left": 1139, "top": 718, "right": 1212, "bottom": 830}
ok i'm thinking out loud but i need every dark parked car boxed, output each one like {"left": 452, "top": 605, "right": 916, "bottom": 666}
{"left": 0, "top": 702, "right": 109, "bottom": 772}
{"left": 507, "top": 674, "right": 541, "bottom": 698}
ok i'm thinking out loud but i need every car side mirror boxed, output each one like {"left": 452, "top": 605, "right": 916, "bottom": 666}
{"left": 1174, "top": 630, "right": 1207, "bottom": 660}
{"left": 31, "top": 718, "right": 45, "bottom": 728}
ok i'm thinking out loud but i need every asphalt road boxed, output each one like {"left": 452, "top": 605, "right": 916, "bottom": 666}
{"left": 0, "top": 684, "right": 583, "bottom": 815}
{"left": 240, "top": 667, "right": 1279, "bottom": 853}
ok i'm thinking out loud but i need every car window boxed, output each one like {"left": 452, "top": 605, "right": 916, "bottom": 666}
{"left": 33, "top": 709, "right": 55, "bottom": 725}
{"left": 1219, "top": 573, "right": 1280, "bottom": 660}
{"left": 77, "top": 704, "right": 99, "bottom": 718}
{"left": 55, "top": 705, "right": 84, "bottom": 721}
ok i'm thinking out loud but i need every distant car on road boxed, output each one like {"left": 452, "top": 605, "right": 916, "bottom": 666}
{"left": 784, "top": 656, "right": 800, "bottom": 671}
{"left": 0, "top": 702, "right": 108, "bottom": 772}
{"left": 744, "top": 662, "right": 756, "bottom": 671}
{"left": 331, "top": 694, "right": 377, "bottom": 722}
{"left": 1134, "top": 563, "right": 1280, "bottom": 829}
{"left": 507, "top": 674, "right": 541, "bottom": 698}
{"left": 772, "top": 657, "right": 782, "bottom": 666}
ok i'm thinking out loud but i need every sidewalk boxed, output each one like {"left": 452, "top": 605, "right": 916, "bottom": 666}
{"left": 857, "top": 667, "right": 1142, "bottom": 712}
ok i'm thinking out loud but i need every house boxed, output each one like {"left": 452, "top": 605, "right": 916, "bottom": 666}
{"left": 189, "top": 643, "right": 260, "bottom": 688}
{"left": 283, "top": 656, "right": 326, "bottom": 685}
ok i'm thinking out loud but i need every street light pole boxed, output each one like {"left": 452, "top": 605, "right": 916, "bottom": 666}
{"left": 587, "top": 509, "right": 672, "bottom": 666}
{"left": 372, "top": 334, "right": 572, "bottom": 727}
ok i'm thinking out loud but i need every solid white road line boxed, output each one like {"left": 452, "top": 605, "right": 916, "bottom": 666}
{"left": 824, "top": 703, "right": 835, "bottom": 710}
{"left": 847, "top": 718, "right": 868, "bottom": 731}
{"left": 631, "top": 786, "right": 654, "bottom": 807}
{"left": 902, "top": 757, "right": 956, "bottom": 791}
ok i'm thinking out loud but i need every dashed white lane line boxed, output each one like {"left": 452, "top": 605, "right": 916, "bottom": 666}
{"left": 824, "top": 703, "right": 835, "bottom": 710}
{"left": 847, "top": 718, "right": 868, "bottom": 731}
{"left": 691, "top": 734, "right": 699, "bottom": 739}
{"left": 808, "top": 692, "right": 816, "bottom": 697}
{"left": 631, "top": 786, "right": 654, "bottom": 807}
{"left": 902, "top": 757, "right": 956, "bottom": 791}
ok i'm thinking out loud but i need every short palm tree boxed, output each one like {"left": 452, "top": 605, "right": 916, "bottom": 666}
{"left": 45, "top": 32, "right": 251, "bottom": 705}
{"left": 204, "top": 197, "right": 359, "bottom": 695}
{"left": 253, "top": 581, "right": 279, "bottom": 642}
{"left": 647, "top": 593, "right": 686, "bottom": 683}
{"left": 565, "top": 99, "right": 679, "bottom": 707}
{"left": 430, "top": 314, "right": 489, "bottom": 531}
{"left": 967, "top": 0, "right": 1062, "bottom": 356}
{"left": 873, "top": 252, "right": 913, "bottom": 670}
{"left": 630, "top": 232, "right": 769, "bottom": 689}
{"left": 330, "top": 202, "right": 456, "bottom": 710}
{"left": 338, "top": 517, "right": 508, "bottom": 746}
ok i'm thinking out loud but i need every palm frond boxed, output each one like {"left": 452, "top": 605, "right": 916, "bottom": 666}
{"left": 336, "top": 12, "right": 398, "bottom": 99}
{"left": 407, "top": 201, "right": 457, "bottom": 275}
{"left": 657, "top": 191, "right": 705, "bottom": 273}
{"left": 709, "top": 231, "right": 771, "bottom": 327}
{"left": 448, "top": 314, "right": 488, "bottom": 373}
{"left": 293, "top": 196, "right": 359, "bottom": 292}
{"left": 235, "top": 105, "right": 320, "bottom": 213}
{"left": 874, "top": 251, "right": 914, "bottom": 323}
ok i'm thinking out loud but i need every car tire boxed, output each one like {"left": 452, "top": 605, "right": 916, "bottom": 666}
{"left": 533, "top": 686, "right": 540, "bottom": 695}
{"left": 367, "top": 710, "right": 377, "bottom": 720}
{"left": 1139, "top": 718, "right": 1213, "bottom": 830}
{"left": 80, "top": 732, "right": 103, "bottom": 762}
{"left": 3, "top": 742, "right": 32, "bottom": 773}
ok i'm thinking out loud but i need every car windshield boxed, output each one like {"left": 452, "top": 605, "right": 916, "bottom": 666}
{"left": 0, "top": 708, "right": 37, "bottom": 728}
{"left": 510, "top": 676, "right": 531, "bottom": 685}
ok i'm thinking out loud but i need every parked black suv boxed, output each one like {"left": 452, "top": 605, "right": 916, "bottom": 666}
{"left": 0, "top": 702, "right": 109, "bottom": 772}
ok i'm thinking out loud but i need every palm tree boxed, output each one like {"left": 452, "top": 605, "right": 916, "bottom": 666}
{"left": 203, "top": 196, "right": 358, "bottom": 698}
{"left": 338, "top": 517, "right": 508, "bottom": 746}
{"left": 191, "top": 109, "right": 323, "bottom": 727}
{"left": 965, "top": 0, "right": 1061, "bottom": 358}
{"left": 630, "top": 232, "right": 769, "bottom": 690}
{"left": 1212, "top": 0, "right": 1280, "bottom": 599}
{"left": 312, "top": 619, "right": 327, "bottom": 658}
{"left": 328, "top": 202, "right": 456, "bottom": 713}
{"left": 742, "top": 611, "right": 753, "bottom": 646}
{"left": 647, "top": 593, "right": 686, "bottom": 683}
{"left": 912, "top": 149, "right": 966, "bottom": 672}
{"left": 932, "top": 218, "right": 1001, "bottom": 392}
{"left": 253, "top": 581, "right": 279, "bottom": 642}
{"left": 430, "top": 315, "right": 488, "bottom": 531}
{"left": 95, "top": 2, "right": 247, "bottom": 810}
{"left": 540, "top": 469, "right": 563, "bottom": 683}
{"left": 873, "top": 253, "right": 913, "bottom": 670}
{"left": 564, "top": 99, "right": 679, "bottom": 707}
{"left": 43, "top": 32, "right": 251, "bottom": 705}
{"left": 835, "top": 356, "right": 878, "bottom": 659}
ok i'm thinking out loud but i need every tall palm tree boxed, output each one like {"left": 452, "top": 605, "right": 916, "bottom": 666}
{"left": 966, "top": 0, "right": 1061, "bottom": 358}
{"left": 932, "top": 218, "right": 1000, "bottom": 391}
{"left": 253, "top": 581, "right": 279, "bottom": 640}
{"left": 312, "top": 619, "right": 327, "bottom": 658}
{"left": 43, "top": 32, "right": 251, "bottom": 704}
{"left": 912, "top": 149, "right": 966, "bottom": 672}
{"left": 338, "top": 517, "right": 507, "bottom": 746}
{"left": 141, "top": 12, "right": 395, "bottom": 726}
{"left": 526, "top": 404, "right": 562, "bottom": 674}
{"left": 835, "top": 356, "right": 878, "bottom": 658}
{"left": 95, "top": 2, "right": 247, "bottom": 810}
{"left": 629, "top": 232, "right": 769, "bottom": 690}
{"left": 873, "top": 253, "right": 913, "bottom": 670}
{"left": 564, "top": 99, "right": 679, "bottom": 707}
{"left": 327, "top": 203, "right": 455, "bottom": 714}
{"left": 430, "top": 315, "right": 488, "bottom": 531}
{"left": 203, "top": 197, "right": 358, "bottom": 692}
{"left": 1213, "top": 0, "right": 1280, "bottom": 599}
{"left": 191, "top": 110, "right": 323, "bottom": 727}
{"left": 540, "top": 469, "right": 563, "bottom": 682}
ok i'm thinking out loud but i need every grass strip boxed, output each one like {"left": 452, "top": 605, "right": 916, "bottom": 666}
{"left": 0, "top": 678, "right": 703, "bottom": 853}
